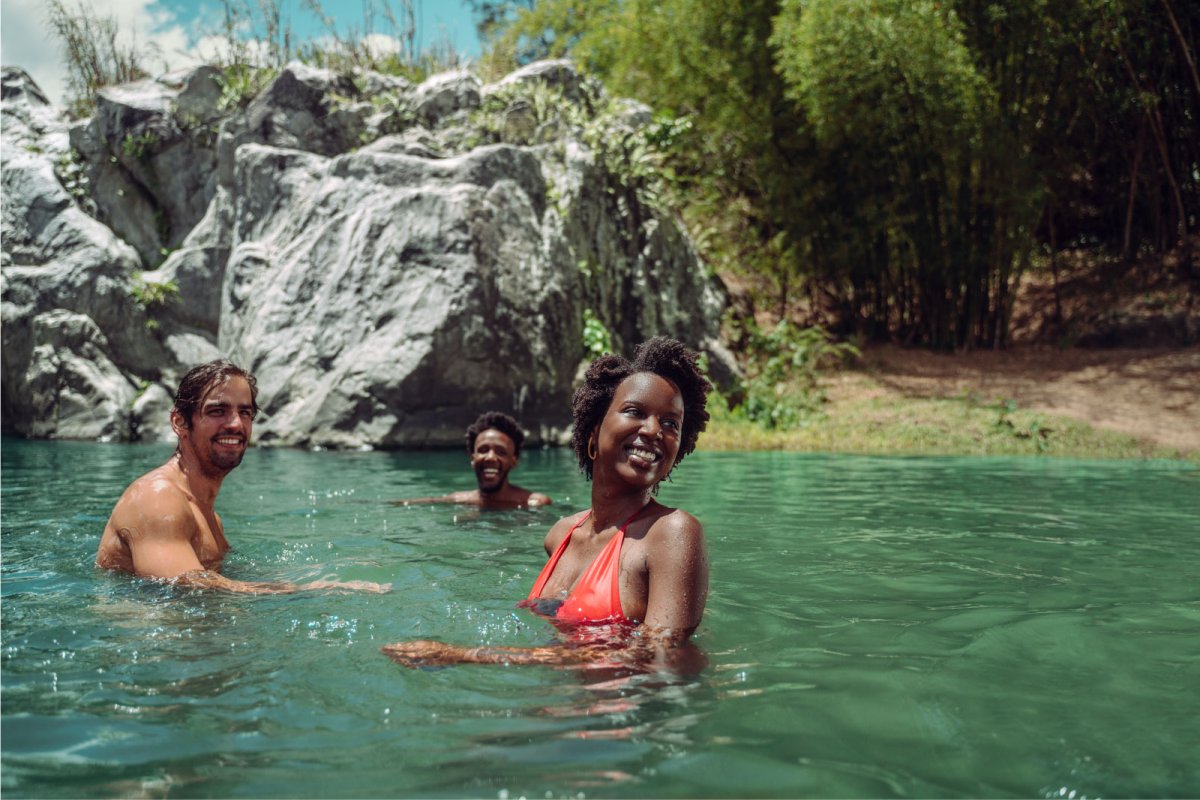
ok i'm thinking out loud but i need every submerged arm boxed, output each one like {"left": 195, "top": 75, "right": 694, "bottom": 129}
{"left": 115, "top": 492, "right": 387, "bottom": 594}
{"left": 381, "top": 625, "right": 698, "bottom": 669}
{"left": 389, "top": 491, "right": 475, "bottom": 507}
{"left": 170, "top": 571, "right": 389, "bottom": 595}
{"left": 382, "top": 640, "right": 591, "bottom": 667}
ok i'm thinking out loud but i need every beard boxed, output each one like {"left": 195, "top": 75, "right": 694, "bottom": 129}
{"left": 474, "top": 464, "right": 506, "bottom": 493}
{"left": 208, "top": 446, "right": 245, "bottom": 472}
{"left": 193, "top": 432, "right": 246, "bottom": 475}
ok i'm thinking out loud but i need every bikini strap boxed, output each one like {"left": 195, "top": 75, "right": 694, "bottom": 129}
{"left": 618, "top": 501, "right": 652, "bottom": 533}
{"left": 526, "top": 510, "right": 591, "bottom": 599}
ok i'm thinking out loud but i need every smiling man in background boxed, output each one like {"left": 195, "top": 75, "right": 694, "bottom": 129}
{"left": 96, "top": 359, "right": 386, "bottom": 593}
{"left": 394, "top": 411, "right": 552, "bottom": 509}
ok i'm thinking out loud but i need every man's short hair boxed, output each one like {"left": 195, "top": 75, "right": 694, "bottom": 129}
{"left": 466, "top": 411, "right": 526, "bottom": 456}
{"left": 174, "top": 359, "right": 259, "bottom": 428}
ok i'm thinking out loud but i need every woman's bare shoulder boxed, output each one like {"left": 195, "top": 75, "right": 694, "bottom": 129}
{"left": 645, "top": 506, "right": 704, "bottom": 546}
{"left": 544, "top": 508, "right": 589, "bottom": 549}
{"left": 650, "top": 504, "right": 701, "bottom": 529}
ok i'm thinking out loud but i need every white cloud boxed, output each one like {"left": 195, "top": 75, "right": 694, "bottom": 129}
{"left": 359, "top": 33, "right": 403, "bottom": 58}
{"left": 0, "top": 0, "right": 199, "bottom": 106}
{"left": 1, "top": 0, "right": 69, "bottom": 104}
{"left": 0, "top": 1, "right": 478, "bottom": 107}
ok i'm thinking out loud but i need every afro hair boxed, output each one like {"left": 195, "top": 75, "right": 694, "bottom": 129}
{"left": 570, "top": 336, "right": 712, "bottom": 480}
{"left": 466, "top": 411, "right": 526, "bottom": 456}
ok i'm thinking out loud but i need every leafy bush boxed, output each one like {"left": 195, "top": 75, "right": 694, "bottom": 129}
{"left": 581, "top": 308, "right": 614, "bottom": 358}
{"left": 130, "top": 273, "right": 179, "bottom": 310}
{"left": 120, "top": 131, "right": 159, "bottom": 160}
{"left": 54, "top": 149, "right": 94, "bottom": 211}
{"left": 472, "top": 81, "right": 574, "bottom": 146}
{"left": 732, "top": 321, "right": 859, "bottom": 429}
{"left": 993, "top": 398, "right": 1053, "bottom": 453}
{"left": 216, "top": 64, "right": 276, "bottom": 112}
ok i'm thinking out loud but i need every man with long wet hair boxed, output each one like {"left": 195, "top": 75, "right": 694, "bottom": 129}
{"left": 96, "top": 360, "right": 387, "bottom": 594}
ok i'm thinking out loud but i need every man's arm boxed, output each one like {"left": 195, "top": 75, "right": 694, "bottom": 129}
{"left": 172, "top": 570, "right": 388, "bottom": 594}
{"left": 389, "top": 492, "right": 473, "bottom": 507}
{"left": 381, "top": 628, "right": 703, "bottom": 671}
{"left": 382, "top": 640, "right": 590, "bottom": 667}
{"left": 114, "top": 488, "right": 211, "bottom": 579}
{"left": 113, "top": 489, "right": 387, "bottom": 594}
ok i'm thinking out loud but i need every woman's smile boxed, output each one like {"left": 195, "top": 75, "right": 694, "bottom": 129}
{"left": 596, "top": 371, "right": 684, "bottom": 486}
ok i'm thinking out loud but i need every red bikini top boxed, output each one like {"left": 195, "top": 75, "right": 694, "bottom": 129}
{"left": 526, "top": 506, "right": 647, "bottom": 624}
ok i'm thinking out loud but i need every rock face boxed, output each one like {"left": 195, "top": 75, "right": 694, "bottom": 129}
{"left": 2, "top": 67, "right": 181, "bottom": 441}
{"left": 69, "top": 70, "right": 222, "bottom": 267}
{"left": 2, "top": 60, "right": 735, "bottom": 447}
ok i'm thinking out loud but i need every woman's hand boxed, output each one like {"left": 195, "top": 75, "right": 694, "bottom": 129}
{"left": 382, "top": 640, "right": 473, "bottom": 667}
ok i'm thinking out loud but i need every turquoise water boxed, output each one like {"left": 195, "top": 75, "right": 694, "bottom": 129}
{"left": 2, "top": 438, "right": 1198, "bottom": 798}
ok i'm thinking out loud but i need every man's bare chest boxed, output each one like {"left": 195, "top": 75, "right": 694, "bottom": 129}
{"left": 189, "top": 507, "right": 229, "bottom": 569}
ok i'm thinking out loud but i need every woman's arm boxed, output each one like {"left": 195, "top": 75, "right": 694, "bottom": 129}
{"left": 383, "top": 512, "right": 707, "bottom": 669}
{"left": 641, "top": 510, "right": 708, "bottom": 634}
{"left": 381, "top": 628, "right": 702, "bottom": 670}
{"left": 382, "top": 640, "right": 592, "bottom": 667}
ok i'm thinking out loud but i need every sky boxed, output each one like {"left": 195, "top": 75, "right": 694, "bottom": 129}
{"left": 0, "top": 0, "right": 483, "bottom": 106}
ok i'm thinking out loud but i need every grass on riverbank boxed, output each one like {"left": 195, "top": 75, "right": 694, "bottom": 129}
{"left": 702, "top": 388, "right": 1198, "bottom": 462}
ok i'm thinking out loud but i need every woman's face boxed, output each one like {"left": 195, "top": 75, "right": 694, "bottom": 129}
{"left": 594, "top": 371, "right": 684, "bottom": 489}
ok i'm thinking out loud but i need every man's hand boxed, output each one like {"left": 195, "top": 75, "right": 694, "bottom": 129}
{"left": 171, "top": 571, "right": 390, "bottom": 594}
{"left": 303, "top": 579, "right": 391, "bottom": 593}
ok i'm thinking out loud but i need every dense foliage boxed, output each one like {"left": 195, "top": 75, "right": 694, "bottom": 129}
{"left": 43, "top": 0, "right": 1198, "bottom": 354}
{"left": 483, "top": 0, "right": 1199, "bottom": 348}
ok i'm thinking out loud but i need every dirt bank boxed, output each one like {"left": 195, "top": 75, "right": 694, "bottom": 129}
{"left": 829, "top": 345, "right": 1200, "bottom": 452}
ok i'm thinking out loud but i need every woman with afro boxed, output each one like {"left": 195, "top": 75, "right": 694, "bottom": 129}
{"left": 383, "top": 336, "right": 713, "bottom": 669}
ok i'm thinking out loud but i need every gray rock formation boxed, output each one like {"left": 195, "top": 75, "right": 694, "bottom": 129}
{"left": 216, "top": 61, "right": 366, "bottom": 189}
{"left": 2, "top": 67, "right": 180, "bottom": 440}
{"left": 69, "top": 71, "right": 221, "bottom": 266}
{"left": 486, "top": 59, "right": 585, "bottom": 105}
{"left": 412, "top": 69, "right": 481, "bottom": 128}
{"left": 2, "top": 60, "right": 736, "bottom": 447}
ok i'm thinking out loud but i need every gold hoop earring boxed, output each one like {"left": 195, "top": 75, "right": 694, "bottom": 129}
{"left": 587, "top": 437, "right": 598, "bottom": 461}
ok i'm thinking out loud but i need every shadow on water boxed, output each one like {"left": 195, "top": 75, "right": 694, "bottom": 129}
{"left": 3, "top": 439, "right": 1199, "bottom": 797}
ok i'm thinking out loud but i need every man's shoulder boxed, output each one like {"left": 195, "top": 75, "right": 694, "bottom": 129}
{"left": 129, "top": 462, "right": 181, "bottom": 489}
{"left": 112, "top": 464, "right": 193, "bottom": 522}
{"left": 506, "top": 485, "right": 551, "bottom": 507}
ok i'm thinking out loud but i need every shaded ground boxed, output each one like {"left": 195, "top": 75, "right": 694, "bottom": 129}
{"left": 719, "top": 240, "right": 1197, "bottom": 455}
{"left": 830, "top": 345, "right": 1200, "bottom": 453}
